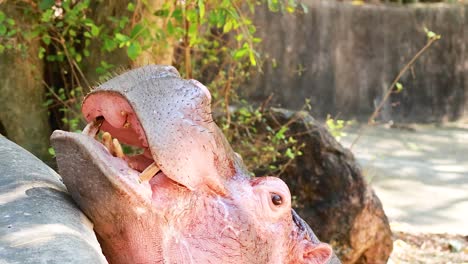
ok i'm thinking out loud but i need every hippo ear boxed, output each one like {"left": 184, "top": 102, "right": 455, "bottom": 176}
{"left": 301, "top": 241, "right": 333, "bottom": 264}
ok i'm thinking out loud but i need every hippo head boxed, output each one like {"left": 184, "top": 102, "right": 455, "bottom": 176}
{"left": 51, "top": 65, "right": 333, "bottom": 263}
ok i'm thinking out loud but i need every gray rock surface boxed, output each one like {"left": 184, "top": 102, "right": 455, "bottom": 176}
{"left": 0, "top": 136, "right": 107, "bottom": 264}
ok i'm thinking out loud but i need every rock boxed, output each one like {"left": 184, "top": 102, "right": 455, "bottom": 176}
{"left": 0, "top": 136, "right": 107, "bottom": 264}
{"left": 261, "top": 108, "right": 393, "bottom": 264}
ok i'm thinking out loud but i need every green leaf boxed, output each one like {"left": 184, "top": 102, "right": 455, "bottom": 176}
{"left": 249, "top": 50, "right": 257, "bottom": 66}
{"left": 251, "top": 38, "right": 261, "bottom": 44}
{"left": 395, "top": 82, "right": 403, "bottom": 93}
{"left": 48, "top": 147, "right": 55, "bottom": 157}
{"left": 46, "top": 54, "right": 56, "bottom": 61}
{"left": 0, "top": 44, "right": 5, "bottom": 54}
{"left": 91, "top": 24, "right": 100, "bottom": 37}
{"left": 115, "top": 33, "right": 129, "bottom": 42}
{"left": 233, "top": 47, "right": 248, "bottom": 60}
{"left": 69, "top": 29, "right": 77, "bottom": 37}
{"left": 75, "top": 53, "right": 82, "bottom": 62}
{"left": 167, "top": 20, "right": 175, "bottom": 35}
{"left": 198, "top": 0, "right": 205, "bottom": 19}
{"left": 130, "top": 24, "right": 144, "bottom": 39}
{"left": 43, "top": 98, "right": 53, "bottom": 107}
{"left": 275, "top": 126, "right": 288, "bottom": 140}
{"left": 104, "top": 38, "right": 117, "bottom": 51}
{"left": 127, "top": 42, "right": 142, "bottom": 60}
{"left": 223, "top": 20, "right": 233, "bottom": 33}
{"left": 41, "top": 9, "right": 54, "bottom": 23}
{"left": 0, "top": 11, "right": 5, "bottom": 23}
{"left": 285, "top": 148, "right": 294, "bottom": 159}
{"left": 6, "top": 18, "right": 14, "bottom": 26}
{"left": 186, "top": 9, "right": 198, "bottom": 23}
{"left": 424, "top": 27, "right": 441, "bottom": 40}
{"left": 188, "top": 23, "right": 198, "bottom": 39}
{"left": 39, "top": 0, "right": 55, "bottom": 11}
{"left": 6, "top": 29, "right": 16, "bottom": 37}
{"left": 0, "top": 25, "right": 6, "bottom": 36}
{"left": 42, "top": 35, "right": 51, "bottom": 45}
{"left": 172, "top": 9, "right": 183, "bottom": 21}
{"left": 127, "top": 3, "right": 135, "bottom": 12}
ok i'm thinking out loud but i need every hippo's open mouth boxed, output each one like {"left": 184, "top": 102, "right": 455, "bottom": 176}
{"left": 52, "top": 92, "right": 189, "bottom": 204}
{"left": 81, "top": 92, "right": 168, "bottom": 183}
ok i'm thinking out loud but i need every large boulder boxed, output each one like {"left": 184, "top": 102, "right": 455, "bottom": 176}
{"left": 262, "top": 108, "right": 393, "bottom": 264}
{"left": 0, "top": 135, "right": 107, "bottom": 264}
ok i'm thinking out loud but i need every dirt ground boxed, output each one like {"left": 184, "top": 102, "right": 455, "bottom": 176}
{"left": 389, "top": 227, "right": 468, "bottom": 264}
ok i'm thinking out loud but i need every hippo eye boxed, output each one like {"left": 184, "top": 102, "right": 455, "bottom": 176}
{"left": 271, "top": 193, "right": 283, "bottom": 206}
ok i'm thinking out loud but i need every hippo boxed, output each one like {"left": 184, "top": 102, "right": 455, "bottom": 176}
{"left": 51, "top": 65, "right": 338, "bottom": 263}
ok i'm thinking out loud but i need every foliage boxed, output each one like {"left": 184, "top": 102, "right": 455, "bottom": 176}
{"left": 326, "top": 116, "right": 352, "bottom": 141}
{"left": 225, "top": 103, "right": 307, "bottom": 176}
{"left": 0, "top": 0, "right": 310, "bottom": 175}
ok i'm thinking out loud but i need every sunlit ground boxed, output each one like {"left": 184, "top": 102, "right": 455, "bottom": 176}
{"left": 340, "top": 122, "right": 468, "bottom": 263}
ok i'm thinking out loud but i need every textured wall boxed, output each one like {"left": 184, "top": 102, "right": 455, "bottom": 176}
{"left": 246, "top": 1, "right": 467, "bottom": 122}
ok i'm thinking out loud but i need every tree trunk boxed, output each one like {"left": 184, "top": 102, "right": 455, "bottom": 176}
{"left": 133, "top": 0, "right": 174, "bottom": 66}
{"left": 0, "top": 3, "right": 50, "bottom": 161}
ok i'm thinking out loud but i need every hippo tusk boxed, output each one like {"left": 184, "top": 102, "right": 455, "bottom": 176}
{"left": 101, "top": 132, "right": 113, "bottom": 155}
{"left": 139, "top": 162, "right": 161, "bottom": 183}
{"left": 82, "top": 117, "right": 104, "bottom": 137}
{"left": 112, "top": 138, "right": 124, "bottom": 158}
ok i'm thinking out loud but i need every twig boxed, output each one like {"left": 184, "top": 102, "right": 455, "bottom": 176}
{"left": 224, "top": 67, "right": 233, "bottom": 128}
{"left": 260, "top": 94, "right": 274, "bottom": 113}
{"left": 183, "top": 3, "right": 192, "bottom": 78}
{"left": 349, "top": 36, "right": 440, "bottom": 149}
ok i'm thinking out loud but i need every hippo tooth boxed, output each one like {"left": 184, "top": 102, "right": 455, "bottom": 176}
{"left": 82, "top": 117, "right": 103, "bottom": 137}
{"left": 138, "top": 162, "right": 160, "bottom": 183}
{"left": 112, "top": 138, "right": 124, "bottom": 158}
{"left": 101, "top": 132, "right": 113, "bottom": 155}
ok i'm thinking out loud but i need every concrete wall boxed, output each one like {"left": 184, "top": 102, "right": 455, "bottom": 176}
{"left": 245, "top": 1, "right": 467, "bottom": 122}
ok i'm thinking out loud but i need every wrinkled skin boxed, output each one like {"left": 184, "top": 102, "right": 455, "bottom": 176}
{"left": 51, "top": 65, "right": 335, "bottom": 264}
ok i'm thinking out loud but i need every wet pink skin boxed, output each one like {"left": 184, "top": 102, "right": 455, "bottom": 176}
{"left": 51, "top": 65, "right": 333, "bottom": 264}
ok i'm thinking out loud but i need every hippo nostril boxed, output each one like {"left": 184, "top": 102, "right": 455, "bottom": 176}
{"left": 271, "top": 193, "right": 283, "bottom": 206}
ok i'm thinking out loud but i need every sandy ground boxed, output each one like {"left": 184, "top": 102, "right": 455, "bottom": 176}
{"left": 339, "top": 123, "right": 468, "bottom": 263}
{"left": 340, "top": 123, "right": 468, "bottom": 236}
